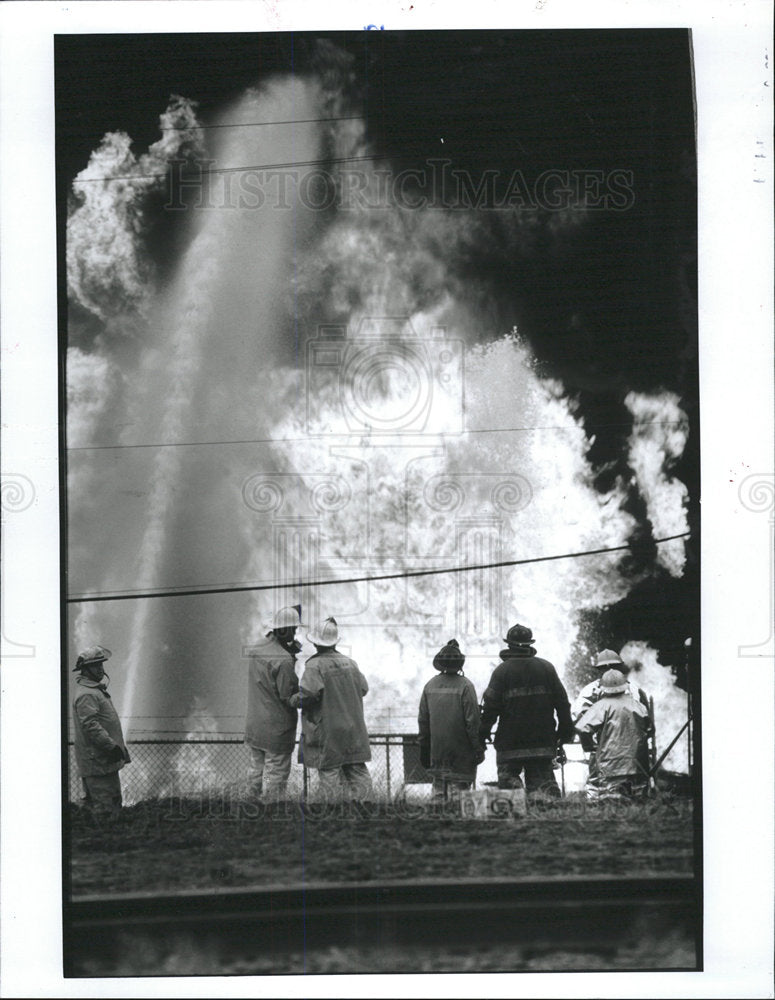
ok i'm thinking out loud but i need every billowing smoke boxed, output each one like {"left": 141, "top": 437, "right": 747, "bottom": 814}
{"left": 68, "top": 94, "right": 204, "bottom": 330}
{"left": 621, "top": 640, "right": 691, "bottom": 772}
{"left": 625, "top": 391, "right": 689, "bottom": 576}
{"left": 67, "top": 59, "right": 693, "bottom": 769}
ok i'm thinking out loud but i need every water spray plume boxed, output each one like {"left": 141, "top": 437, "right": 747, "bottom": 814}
{"left": 67, "top": 65, "right": 692, "bottom": 770}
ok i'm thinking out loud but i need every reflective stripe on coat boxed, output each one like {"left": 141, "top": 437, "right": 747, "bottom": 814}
{"left": 479, "top": 651, "right": 574, "bottom": 761}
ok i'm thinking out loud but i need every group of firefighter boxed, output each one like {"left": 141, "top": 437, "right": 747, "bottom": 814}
{"left": 71, "top": 606, "right": 655, "bottom": 818}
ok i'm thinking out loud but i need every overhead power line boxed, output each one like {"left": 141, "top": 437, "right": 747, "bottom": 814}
{"left": 158, "top": 114, "right": 365, "bottom": 132}
{"left": 67, "top": 420, "right": 689, "bottom": 453}
{"left": 67, "top": 532, "right": 690, "bottom": 605}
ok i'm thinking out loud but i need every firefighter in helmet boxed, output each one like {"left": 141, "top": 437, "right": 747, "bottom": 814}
{"left": 575, "top": 668, "right": 651, "bottom": 798}
{"left": 418, "top": 639, "right": 483, "bottom": 801}
{"left": 479, "top": 624, "right": 575, "bottom": 797}
{"left": 244, "top": 605, "right": 304, "bottom": 799}
{"left": 571, "top": 648, "right": 649, "bottom": 723}
{"left": 72, "top": 645, "right": 131, "bottom": 820}
{"left": 294, "top": 616, "right": 373, "bottom": 802}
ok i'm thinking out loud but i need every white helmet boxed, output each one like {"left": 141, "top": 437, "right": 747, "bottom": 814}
{"left": 307, "top": 616, "right": 340, "bottom": 647}
{"left": 266, "top": 605, "right": 304, "bottom": 631}
{"left": 594, "top": 648, "right": 623, "bottom": 668}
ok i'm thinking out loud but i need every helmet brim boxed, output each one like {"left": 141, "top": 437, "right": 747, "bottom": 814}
{"left": 306, "top": 632, "right": 338, "bottom": 647}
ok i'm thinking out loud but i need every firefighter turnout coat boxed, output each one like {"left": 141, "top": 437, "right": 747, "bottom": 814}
{"left": 72, "top": 677, "right": 130, "bottom": 777}
{"left": 418, "top": 672, "right": 480, "bottom": 782}
{"left": 245, "top": 634, "right": 300, "bottom": 754}
{"left": 571, "top": 676, "right": 649, "bottom": 724}
{"left": 575, "top": 693, "right": 650, "bottom": 780}
{"left": 479, "top": 648, "right": 575, "bottom": 761}
{"left": 298, "top": 649, "right": 371, "bottom": 769}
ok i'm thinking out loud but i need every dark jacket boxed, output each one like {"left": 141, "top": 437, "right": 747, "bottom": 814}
{"left": 298, "top": 649, "right": 371, "bottom": 769}
{"left": 418, "top": 672, "right": 480, "bottom": 782}
{"left": 73, "top": 678, "right": 130, "bottom": 777}
{"left": 479, "top": 648, "right": 574, "bottom": 762}
{"left": 245, "top": 634, "right": 299, "bottom": 754}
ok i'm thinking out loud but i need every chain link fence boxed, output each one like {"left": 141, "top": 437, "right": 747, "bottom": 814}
{"left": 67, "top": 734, "right": 435, "bottom": 806}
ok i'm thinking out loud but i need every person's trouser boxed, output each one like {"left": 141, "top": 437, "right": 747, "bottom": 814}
{"left": 589, "top": 774, "right": 649, "bottom": 800}
{"left": 81, "top": 772, "right": 122, "bottom": 819}
{"left": 497, "top": 757, "right": 560, "bottom": 797}
{"left": 317, "top": 763, "right": 373, "bottom": 801}
{"left": 247, "top": 747, "right": 292, "bottom": 798}
{"left": 431, "top": 777, "right": 472, "bottom": 801}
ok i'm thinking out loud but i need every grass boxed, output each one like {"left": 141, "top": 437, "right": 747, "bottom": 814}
{"left": 67, "top": 793, "right": 695, "bottom": 896}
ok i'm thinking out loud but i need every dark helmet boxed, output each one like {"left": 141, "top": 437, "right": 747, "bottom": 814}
{"left": 433, "top": 638, "right": 465, "bottom": 672}
{"left": 503, "top": 623, "right": 533, "bottom": 647}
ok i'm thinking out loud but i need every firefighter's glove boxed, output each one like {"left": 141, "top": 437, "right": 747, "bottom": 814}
{"left": 288, "top": 693, "right": 301, "bottom": 710}
{"left": 419, "top": 743, "right": 431, "bottom": 770}
{"left": 106, "top": 744, "right": 125, "bottom": 764}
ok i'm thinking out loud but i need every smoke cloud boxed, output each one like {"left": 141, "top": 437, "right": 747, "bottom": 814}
{"left": 66, "top": 60, "right": 692, "bottom": 771}
{"left": 625, "top": 391, "right": 689, "bottom": 576}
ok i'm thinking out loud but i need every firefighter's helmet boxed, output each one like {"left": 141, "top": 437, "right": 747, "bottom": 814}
{"left": 599, "top": 668, "right": 628, "bottom": 694}
{"left": 307, "top": 616, "right": 340, "bottom": 647}
{"left": 503, "top": 623, "right": 534, "bottom": 646}
{"left": 594, "top": 648, "right": 623, "bottom": 668}
{"left": 73, "top": 645, "right": 112, "bottom": 672}
{"left": 433, "top": 638, "right": 465, "bottom": 672}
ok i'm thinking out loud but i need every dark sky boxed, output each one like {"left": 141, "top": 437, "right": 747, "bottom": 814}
{"left": 55, "top": 29, "right": 697, "bottom": 387}
{"left": 56, "top": 29, "right": 699, "bottom": 667}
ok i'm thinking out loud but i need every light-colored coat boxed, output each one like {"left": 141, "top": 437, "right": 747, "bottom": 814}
{"left": 576, "top": 694, "right": 650, "bottom": 779}
{"left": 571, "top": 677, "right": 648, "bottom": 724}
{"left": 72, "top": 678, "right": 129, "bottom": 777}
{"left": 298, "top": 649, "right": 371, "bottom": 769}
{"left": 245, "top": 634, "right": 300, "bottom": 754}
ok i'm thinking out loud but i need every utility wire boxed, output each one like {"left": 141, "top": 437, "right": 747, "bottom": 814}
{"left": 67, "top": 420, "right": 688, "bottom": 453}
{"left": 67, "top": 532, "right": 690, "bottom": 604}
{"left": 157, "top": 114, "right": 365, "bottom": 132}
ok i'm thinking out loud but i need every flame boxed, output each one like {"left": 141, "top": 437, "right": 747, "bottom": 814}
{"left": 66, "top": 66, "right": 693, "bottom": 773}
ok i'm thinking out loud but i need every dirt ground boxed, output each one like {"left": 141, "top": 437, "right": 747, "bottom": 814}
{"left": 68, "top": 794, "right": 694, "bottom": 895}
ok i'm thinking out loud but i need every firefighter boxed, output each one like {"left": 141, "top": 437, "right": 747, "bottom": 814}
{"left": 479, "top": 624, "right": 575, "bottom": 797}
{"left": 72, "top": 645, "right": 131, "bottom": 821}
{"left": 294, "top": 617, "right": 373, "bottom": 801}
{"left": 575, "top": 668, "right": 651, "bottom": 798}
{"left": 571, "top": 648, "right": 649, "bottom": 723}
{"left": 418, "top": 639, "right": 483, "bottom": 801}
{"left": 244, "top": 605, "right": 303, "bottom": 799}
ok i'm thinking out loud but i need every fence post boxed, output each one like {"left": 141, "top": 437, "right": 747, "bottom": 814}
{"left": 385, "top": 736, "right": 391, "bottom": 800}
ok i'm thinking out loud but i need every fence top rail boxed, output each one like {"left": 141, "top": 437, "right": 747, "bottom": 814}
{"left": 68, "top": 733, "right": 419, "bottom": 746}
